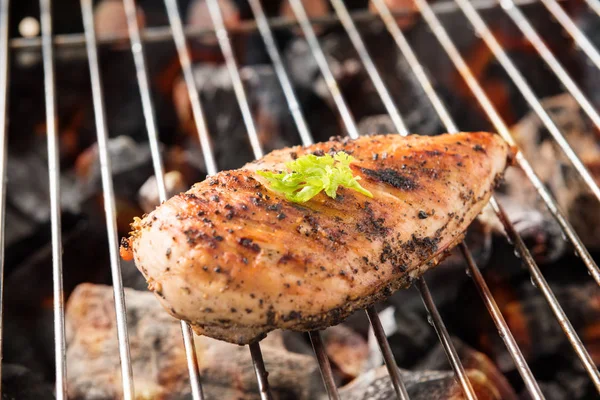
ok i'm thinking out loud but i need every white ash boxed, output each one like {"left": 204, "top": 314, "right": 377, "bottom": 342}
{"left": 138, "top": 171, "right": 188, "bottom": 213}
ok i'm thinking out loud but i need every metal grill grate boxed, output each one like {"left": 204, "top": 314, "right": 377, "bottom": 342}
{"left": 0, "top": 1, "right": 599, "bottom": 399}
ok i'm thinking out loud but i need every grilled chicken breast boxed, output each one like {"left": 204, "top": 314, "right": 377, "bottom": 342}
{"left": 121, "top": 132, "right": 511, "bottom": 344}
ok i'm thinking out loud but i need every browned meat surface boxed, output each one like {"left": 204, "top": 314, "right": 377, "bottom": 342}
{"left": 121, "top": 132, "right": 511, "bottom": 344}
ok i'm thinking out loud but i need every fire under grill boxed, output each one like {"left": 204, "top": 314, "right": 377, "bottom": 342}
{"left": 1, "top": 0, "right": 600, "bottom": 399}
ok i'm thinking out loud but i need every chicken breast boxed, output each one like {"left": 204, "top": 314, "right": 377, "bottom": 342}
{"left": 121, "top": 132, "right": 511, "bottom": 344}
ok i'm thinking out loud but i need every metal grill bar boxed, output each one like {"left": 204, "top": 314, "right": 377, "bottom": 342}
{"left": 249, "top": 342, "right": 273, "bottom": 400}
{"left": 366, "top": 307, "right": 411, "bottom": 399}
{"left": 39, "top": 0, "right": 67, "bottom": 398}
{"left": 246, "top": 0, "right": 312, "bottom": 144}
{"left": 206, "top": 0, "right": 263, "bottom": 159}
{"left": 540, "top": 0, "right": 600, "bottom": 70}
{"left": 80, "top": 0, "right": 135, "bottom": 398}
{"left": 122, "top": 0, "right": 205, "bottom": 399}
{"left": 309, "top": 331, "right": 340, "bottom": 399}
{"left": 490, "top": 198, "right": 600, "bottom": 391}
{"left": 416, "top": 280, "right": 477, "bottom": 400}
{"left": 370, "top": 0, "right": 457, "bottom": 131}
{"left": 407, "top": 0, "right": 600, "bottom": 287}
{"left": 288, "top": 0, "right": 359, "bottom": 137}
{"left": 411, "top": 0, "right": 600, "bottom": 392}
{"left": 459, "top": 243, "right": 544, "bottom": 399}
{"left": 206, "top": 0, "right": 341, "bottom": 395}
{"left": 583, "top": 0, "right": 600, "bottom": 17}
{"left": 6, "top": 0, "right": 546, "bottom": 50}
{"left": 286, "top": 1, "right": 477, "bottom": 398}
{"left": 3, "top": 1, "right": 598, "bottom": 399}
{"left": 164, "top": 0, "right": 273, "bottom": 397}
{"left": 453, "top": 0, "right": 600, "bottom": 203}
{"left": 0, "top": 0, "right": 9, "bottom": 395}
{"left": 164, "top": 0, "right": 217, "bottom": 176}
{"left": 247, "top": 1, "right": 406, "bottom": 397}
{"left": 329, "top": 0, "right": 408, "bottom": 135}
{"left": 501, "top": 0, "right": 600, "bottom": 130}
{"left": 371, "top": 3, "right": 545, "bottom": 398}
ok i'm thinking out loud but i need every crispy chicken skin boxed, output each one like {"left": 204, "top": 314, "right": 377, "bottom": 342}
{"left": 121, "top": 132, "right": 511, "bottom": 344}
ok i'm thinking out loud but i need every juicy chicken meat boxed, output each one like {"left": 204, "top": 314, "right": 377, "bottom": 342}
{"left": 121, "top": 132, "right": 511, "bottom": 344}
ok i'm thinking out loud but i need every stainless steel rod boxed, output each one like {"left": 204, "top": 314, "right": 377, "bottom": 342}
{"left": 249, "top": 342, "right": 273, "bottom": 400}
{"left": 287, "top": 0, "right": 359, "bottom": 137}
{"left": 309, "top": 331, "right": 341, "bottom": 400}
{"left": 460, "top": 243, "right": 545, "bottom": 399}
{"left": 0, "top": 0, "right": 10, "bottom": 396}
{"left": 123, "top": 0, "right": 205, "bottom": 398}
{"left": 583, "top": 0, "right": 600, "bottom": 17}
{"left": 8, "top": 0, "right": 549, "bottom": 50}
{"left": 164, "top": 0, "right": 218, "bottom": 176}
{"left": 289, "top": 0, "right": 472, "bottom": 397}
{"left": 491, "top": 198, "right": 600, "bottom": 392}
{"left": 412, "top": 0, "right": 600, "bottom": 286}
{"left": 453, "top": 0, "right": 600, "bottom": 203}
{"left": 539, "top": 0, "right": 600, "bottom": 70}
{"left": 247, "top": 0, "right": 313, "bottom": 146}
{"left": 366, "top": 307, "right": 411, "bottom": 400}
{"left": 329, "top": 0, "right": 408, "bottom": 136}
{"left": 40, "top": 0, "right": 67, "bottom": 397}
{"left": 203, "top": 0, "right": 280, "bottom": 394}
{"left": 164, "top": 0, "right": 273, "bottom": 396}
{"left": 206, "top": 0, "right": 263, "bottom": 158}
{"left": 370, "top": 0, "right": 458, "bottom": 132}
{"left": 80, "top": 0, "right": 135, "bottom": 398}
{"left": 412, "top": 0, "right": 600, "bottom": 391}
{"left": 501, "top": 0, "right": 600, "bottom": 130}
{"left": 370, "top": 1, "right": 549, "bottom": 396}
{"left": 416, "top": 279, "right": 477, "bottom": 400}
{"left": 247, "top": 2, "right": 366, "bottom": 397}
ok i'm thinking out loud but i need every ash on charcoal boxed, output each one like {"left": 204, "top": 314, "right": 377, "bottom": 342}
{"left": 416, "top": 337, "right": 517, "bottom": 400}
{"left": 186, "top": 0, "right": 240, "bottom": 47}
{"left": 4, "top": 137, "right": 85, "bottom": 274}
{"left": 338, "top": 364, "right": 508, "bottom": 400}
{"left": 138, "top": 171, "right": 188, "bottom": 213}
{"left": 1, "top": 364, "right": 55, "bottom": 400}
{"left": 76, "top": 136, "right": 157, "bottom": 234}
{"left": 498, "top": 94, "right": 600, "bottom": 252}
{"left": 407, "top": 3, "right": 571, "bottom": 129}
{"left": 66, "top": 284, "right": 324, "bottom": 400}
{"left": 321, "top": 324, "right": 369, "bottom": 379}
{"left": 358, "top": 115, "right": 397, "bottom": 136}
{"left": 174, "top": 64, "right": 338, "bottom": 171}
{"left": 77, "top": 136, "right": 154, "bottom": 200}
{"left": 7, "top": 140, "right": 82, "bottom": 225}
{"left": 283, "top": 23, "right": 440, "bottom": 134}
{"left": 365, "top": 305, "right": 436, "bottom": 371}
{"left": 478, "top": 195, "right": 566, "bottom": 264}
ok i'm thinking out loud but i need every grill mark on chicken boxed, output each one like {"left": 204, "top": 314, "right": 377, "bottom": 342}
{"left": 359, "top": 167, "right": 419, "bottom": 190}
{"left": 122, "top": 132, "right": 511, "bottom": 344}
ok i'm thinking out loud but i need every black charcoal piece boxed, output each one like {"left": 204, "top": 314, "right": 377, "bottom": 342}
{"left": 283, "top": 23, "right": 440, "bottom": 134}
{"left": 1, "top": 364, "right": 55, "bottom": 400}
{"left": 176, "top": 64, "right": 339, "bottom": 172}
{"left": 338, "top": 364, "right": 508, "bottom": 400}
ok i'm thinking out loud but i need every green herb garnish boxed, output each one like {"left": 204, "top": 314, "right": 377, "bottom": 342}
{"left": 257, "top": 152, "right": 373, "bottom": 203}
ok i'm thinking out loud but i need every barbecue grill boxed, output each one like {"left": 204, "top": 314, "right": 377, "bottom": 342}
{"left": 0, "top": 0, "right": 599, "bottom": 399}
